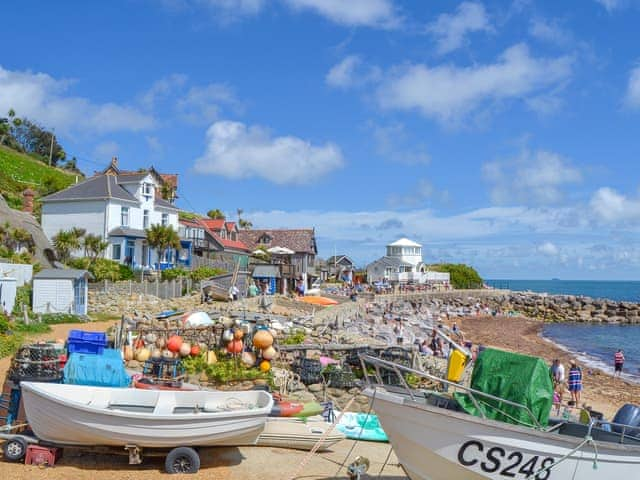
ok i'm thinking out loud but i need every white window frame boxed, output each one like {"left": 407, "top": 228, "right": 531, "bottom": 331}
{"left": 161, "top": 213, "right": 168, "bottom": 226}
{"left": 143, "top": 209, "right": 150, "bottom": 229}
{"left": 142, "top": 182, "right": 153, "bottom": 197}
{"left": 121, "top": 207, "right": 129, "bottom": 227}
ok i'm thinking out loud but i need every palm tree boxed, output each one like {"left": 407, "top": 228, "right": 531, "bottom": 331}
{"left": 52, "top": 229, "right": 82, "bottom": 264}
{"left": 146, "top": 224, "right": 181, "bottom": 268}
{"left": 83, "top": 234, "right": 108, "bottom": 262}
{"left": 207, "top": 209, "right": 226, "bottom": 220}
{"left": 239, "top": 218, "right": 253, "bottom": 230}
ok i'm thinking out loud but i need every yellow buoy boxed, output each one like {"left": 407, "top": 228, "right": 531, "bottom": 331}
{"left": 259, "top": 360, "right": 271, "bottom": 372}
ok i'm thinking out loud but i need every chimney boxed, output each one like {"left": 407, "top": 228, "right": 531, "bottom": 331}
{"left": 111, "top": 156, "right": 118, "bottom": 168}
{"left": 22, "top": 188, "right": 35, "bottom": 214}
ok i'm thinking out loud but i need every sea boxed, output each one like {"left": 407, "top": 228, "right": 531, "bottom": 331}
{"left": 485, "top": 279, "right": 640, "bottom": 381}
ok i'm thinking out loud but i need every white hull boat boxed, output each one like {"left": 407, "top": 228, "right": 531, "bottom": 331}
{"left": 360, "top": 352, "right": 640, "bottom": 480}
{"left": 21, "top": 382, "right": 273, "bottom": 448}
{"left": 256, "top": 417, "right": 345, "bottom": 451}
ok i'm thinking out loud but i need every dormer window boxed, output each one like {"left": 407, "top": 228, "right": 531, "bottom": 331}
{"left": 259, "top": 234, "right": 272, "bottom": 244}
{"left": 142, "top": 182, "right": 153, "bottom": 198}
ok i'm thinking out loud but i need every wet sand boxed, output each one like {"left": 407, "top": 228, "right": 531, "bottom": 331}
{"left": 460, "top": 315, "right": 640, "bottom": 419}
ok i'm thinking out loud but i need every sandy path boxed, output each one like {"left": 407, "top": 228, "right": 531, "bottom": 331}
{"left": 0, "top": 320, "right": 118, "bottom": 387}
{"left": 460, "top": 315, "right": 640, "bottom": 419}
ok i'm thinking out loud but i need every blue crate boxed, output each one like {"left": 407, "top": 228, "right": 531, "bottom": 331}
{"left": 67, "top": 330, "right": 107, "bottom": 355}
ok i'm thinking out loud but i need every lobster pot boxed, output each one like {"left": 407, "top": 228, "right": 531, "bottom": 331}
{"left": 143, "top": 358, "right": 183, "bottom": 382}
{"left": 8, "top": 344, "right": 63, "bottom": 383}
{"left": 295, "top": 358, "right": 323, "bottom": 385}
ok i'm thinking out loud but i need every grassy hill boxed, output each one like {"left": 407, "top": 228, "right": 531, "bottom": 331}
{"left": 0, "top": 145, "right": 81, "bottom": 211}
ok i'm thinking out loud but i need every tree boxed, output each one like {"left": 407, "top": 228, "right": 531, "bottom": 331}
{"left": 145, "top": 224, "right": 181, "bottom": 267}
{"left": 239, "top": 218, "right": 253, "bottom": 230}
{"left": 83, "top": 234, "right": 108, "bottom": 262}
{"left": 429, "top": 264, "right": 483, "bottom": 289}
{"left": 52, "top": 229, "right": 83, "bottom": 264}
{"left": 207, "top": 209, "right": 226, "bottom": 220}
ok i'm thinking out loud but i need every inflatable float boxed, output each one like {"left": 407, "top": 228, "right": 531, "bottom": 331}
{"left": 300, "top": 296, "right": 338, "bottom": 306}
{"left": 336, "top": 412, "right": 388, "bottom": 442}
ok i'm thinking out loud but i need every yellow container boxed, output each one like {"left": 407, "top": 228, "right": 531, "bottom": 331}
{"left": 447, "top": 349, "right": 467, "bottom": 382}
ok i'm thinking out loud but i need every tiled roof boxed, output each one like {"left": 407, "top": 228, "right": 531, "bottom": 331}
{"left": 179, "top": 218, "right": 202, "bottom": 227}
{"left": 238, "top": 229, "right": 317, "bottom": 254}
{"left": 34, "top": 268, "right": 93, "bottom": 280}
{"left": 200, "top": 218, "right": 226, "bottom": 230}
{"left": 116, "top": 172, "right": 150, "bottom": 183}
{"left": 41, "top": 175, "right": 138, "bottom": 203}
{"left": 160, "top": 174, "right": 178, "bottom": 188}
{"left": 154, "top": 197, "right": 180, "bottom": 211}
{"left": 195, "top": 219, "right": 249, "bottom": 252}
{"left": 108, "top": 227, "right": 147, "bottom": 238}
{"left": 217, "top": 237, "right": 250, "bottom": 252}
{"left": 224, "top": 221, "right": 236, "bottom": 231}
{"left": 366, "top": 256, "right": 413, "bottom": 269}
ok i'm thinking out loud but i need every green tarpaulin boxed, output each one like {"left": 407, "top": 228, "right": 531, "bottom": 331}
{"left": 454, "top": 348, "right": 553, "bottom": 427}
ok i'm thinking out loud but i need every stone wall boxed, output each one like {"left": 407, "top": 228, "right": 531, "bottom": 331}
{"left": 389, "top": 289, "right": 640, "bottom": 324}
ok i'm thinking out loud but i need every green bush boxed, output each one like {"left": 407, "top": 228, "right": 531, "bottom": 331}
{"left": 12, "top": 284, "right": 32, "bottom": 316}
{"left": 0, "top": 313, "right": 9, "bottom": 334}
{"left": 41, "top": 313, "right": 84, "bottom": 324}
{"left": 0, "top": 333, "right": 24, "bottom": 358}
{"left": 118, "top": 264, "right": 134, "bottom": 280}
{"left": 11, "top": 322, "right": 51, "bottom": 334}
{"left": 281, "top": 330, "right": 306, "bottom": 345}
{"left": 161, "top": 267, "right": 189, "bottom": 281}
{"left": 190, "top": 266, "right": 226, "bottom": 281}
{"left": 429, "top": 263, "right": 483, "bottom": 289}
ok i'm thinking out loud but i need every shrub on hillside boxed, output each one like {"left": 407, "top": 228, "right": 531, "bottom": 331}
{"left": 161, "top": 267, "right": 189, "bottom": 281}
{"left": 12, "top": 284, "right": 32, "bottom": 316}
{"left": 429, "top": 263, "right": 483, "bottom": 289}
{"left": 118, "top": 264, "right": 134, "bottom": 280}
{"left": 190, "top": 266, "right": 226, "bottom": 281}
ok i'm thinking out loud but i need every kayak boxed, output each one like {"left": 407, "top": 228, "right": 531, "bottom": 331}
{"left": 294, "top": 401, "right": 324, "bottom": 418}
{"left": 336, "top": 412, "right": 388, "bottom": 442}
{"left": 300, "top": 296, "right": 338, "bottom": 306}
{"left": 270, "top": 401, "right": 305, "bottom": 417}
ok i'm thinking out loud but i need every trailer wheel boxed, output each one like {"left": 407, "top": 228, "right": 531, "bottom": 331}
{"left": 165, "top": 447, "right": 200, "bottom": 474}
{"left": 2, "top": 438, "right": 27, "bottom": 462}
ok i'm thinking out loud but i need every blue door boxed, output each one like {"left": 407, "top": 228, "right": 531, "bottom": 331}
{"left": 125, "top": 239, "right": 135, "bottom": 266}
{"left": 74, "top": 278, "right": 86, "bottom": 315}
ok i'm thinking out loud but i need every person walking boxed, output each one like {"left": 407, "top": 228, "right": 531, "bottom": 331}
{"left": 614, "top": 349, "right": 625, "bottom": 378}
{"left": 567, "top": 360, "right": 582, "bottom": 406}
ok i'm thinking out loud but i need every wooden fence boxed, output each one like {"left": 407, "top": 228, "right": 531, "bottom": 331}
{"left": 88, "top": 278, "right": 199, "bottom": 299}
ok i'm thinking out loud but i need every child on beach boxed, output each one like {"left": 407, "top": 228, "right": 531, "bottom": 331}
{"left": 567, "top": 360, "right": 583, "bottom": 405}
{"left": 614, "top": 349, "right": 625, "bottom": 378}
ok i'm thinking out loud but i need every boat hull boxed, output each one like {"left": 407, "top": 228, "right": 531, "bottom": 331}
{"left": 256, "top": 418, "right": 345, "bottom": 451}
{"left": 21, "top": 382, "right": 272, "bottom": 448}
{"left": 366, "top": 388, "right": 640, "bottom": 480}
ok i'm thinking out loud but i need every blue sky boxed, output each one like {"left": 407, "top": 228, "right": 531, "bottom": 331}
{"left": 3, "top": 0, "right": 640, "bottom": 279}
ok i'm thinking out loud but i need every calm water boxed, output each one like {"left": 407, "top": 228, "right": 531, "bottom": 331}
{"left": 543, "top": 323, "right": 640, "bottom": 381}
{"left": 485, "top": 279, "right": 640, "bottom": 380}
{"left": 485, "top": 279, "right": 640, "bottom": 303}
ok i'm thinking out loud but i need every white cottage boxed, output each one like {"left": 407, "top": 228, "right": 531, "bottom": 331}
{"left": 41, "top": 165, "right": 180, "bottom": 270}
{"left": 32, "top": 269, "right": 92, "bottom": 315}
{"left": 366, "top": 238, "right": 450, "bottom": 285}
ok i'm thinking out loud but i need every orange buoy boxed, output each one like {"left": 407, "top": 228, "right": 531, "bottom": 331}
{"left": 226, "top": 339, "right": 243, "bottom": 354}
{"left": 253, "top": 330, "right": 273, "bottom": 349}
{"left": 233, "top": 329, "right": 244, "bottom": 340}
{"left": 167, "top": 335, "right": 183, "bottom": 353}
{"left": 259, "top": 360, "right": 271, "bottom": 372}
{"left": 190, "top": 345, "right": 201, "bottom": 356}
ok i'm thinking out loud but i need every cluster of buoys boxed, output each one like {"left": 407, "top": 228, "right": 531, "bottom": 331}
{"left": 124, "top": 333, "right": 217, "bottom": 365}
{"left": 220, "top": 324, "right": 278, "bottom": 372}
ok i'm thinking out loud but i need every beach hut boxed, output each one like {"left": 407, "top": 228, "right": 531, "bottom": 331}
{"left": 33, "top": 269, "right": 92, "bottom": 315}
{"left": 252, "top": 265, "right": 280, "bottom": 295}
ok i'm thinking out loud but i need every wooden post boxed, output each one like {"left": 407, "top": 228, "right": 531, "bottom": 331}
{"left": 156, "top": 278, "right": 159, "bottom": 297}
{"left": 23, "top": 304, "right": 29, "bottom": 325}
{"left": 129, "top": 280, "right": 132, "bottom": 296}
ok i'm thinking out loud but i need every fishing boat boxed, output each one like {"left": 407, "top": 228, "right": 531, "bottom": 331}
{"left": 256, "top": 417, "right": 345, "bottom": 451}
{"left": 20, "top": 382, "right": 273, "bottom": 448}
{"left": 360, "top": 353, "right": 640, "bottom": 480}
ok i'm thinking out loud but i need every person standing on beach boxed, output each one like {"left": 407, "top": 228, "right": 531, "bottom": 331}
{"left": 567, "top": 360, "right": 582, "bottom": 405}
{"left": 614, "top": 349, "right": 625, "bottom": 378}
{"left": 550, "top": 359, "right": 565, "bottom": 386}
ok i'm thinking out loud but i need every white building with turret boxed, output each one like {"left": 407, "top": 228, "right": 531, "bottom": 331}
{"left": 366, "top": 238, "right": 450, "bottom": 285}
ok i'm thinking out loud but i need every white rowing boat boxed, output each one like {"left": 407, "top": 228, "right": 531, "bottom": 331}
{"left": 21, "top": 382, "right": 273, "bottom": 448}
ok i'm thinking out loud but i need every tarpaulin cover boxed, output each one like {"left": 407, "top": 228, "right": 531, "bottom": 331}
{"left": 454, "top": 348, "right": 553, "bottom": 427}
{"left": 64, "top": 348, "right": 130, "bottom": 387}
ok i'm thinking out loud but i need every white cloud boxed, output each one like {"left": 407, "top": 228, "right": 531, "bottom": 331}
{"left": 426, "top": 2, "right": 493, "bottom": 55}
{"left": 139, "top": 74, "right": 240, "bottom": 124}
{"left": 538, "top": 241, "right": 559, "bottom": 256}
{"left": 595, "top": 0, "right": 622, "bottom": 11}
{"left": 483, "top": 149, "right": 582, "bottom": 205}
{"left": 370, "top": 121, "right": 430, "bottom": 165}
{"left": 140, "top": 74, "right": 188, "bottom": 109}
{"left": 0, "top": 65, "right": 154, "bottom": 135}
{"left": 146, "top": 136, "right": 164, "bottom": 156}
{"left": 283, "top": 0, "right": 400, "bottom": 28}
{"left": 625, "top": 65, "right": 640, "bottom": 108}
{"left": 590, "top": 187, "right": 640, "bottom": 222}
{"left": 325, "top": 55, "right": 381, "bottom": 89}
{"left": 193, "top": 120, "right": 344, "bottom": 184}
{"left": 177, "top": 83, "right": 240, "bottom": 124}
{"left": 93, "top": 141, "right": 119, "bottom": 159}
{"left": 376, "top": 44, "right": 573, "bottom": 124}
{"left": 529, "top": 18, "right": 572, "bottom": 46}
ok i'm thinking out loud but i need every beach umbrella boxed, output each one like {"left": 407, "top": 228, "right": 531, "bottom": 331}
{"left": 267, "top": 246, "right": 295, "bottom": 255}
